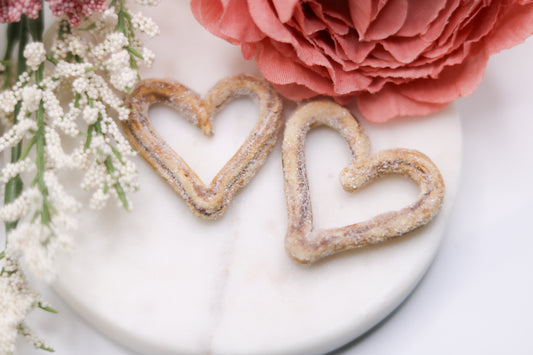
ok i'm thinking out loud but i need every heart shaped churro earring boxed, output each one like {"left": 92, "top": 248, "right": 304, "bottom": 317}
{"left": 282, "top": 101, "right": 445, "bottom": 264}
{"left": 123, "top": 74, "right": 283, "bottom": 219}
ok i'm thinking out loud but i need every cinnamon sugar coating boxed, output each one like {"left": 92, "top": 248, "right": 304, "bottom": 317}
{"left": 282, "top": 101, "right": 445, "bottom": 263}
{"left": 123, "top": 74, "right": 283, "bottom": 219}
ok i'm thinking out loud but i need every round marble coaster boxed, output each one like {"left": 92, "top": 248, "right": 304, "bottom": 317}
{"left": 53, "top": 1, "right": 462, "bottom": 354}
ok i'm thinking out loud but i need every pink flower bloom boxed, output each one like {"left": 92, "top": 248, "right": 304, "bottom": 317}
{"left": 0, "top": 0, "right": 42, "bottom": 23}
{"left": 47, "top": 0, "right": 107, "bottom": 26}
{"left": 192, "top": 0, "right": 533, "bottom": 122}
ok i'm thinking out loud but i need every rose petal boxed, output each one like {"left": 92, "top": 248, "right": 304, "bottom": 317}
{"left": 271, "top": 0, "right": 299, "bottom": 23}
{"left": 364, "top": 0, "right": 408, "bottom": 40}
{"left": 348, "top": 0, "right": 375, "bottom": 37}
{"left": 381, "top": 36, "right": 433, "bottom": 63}
{"left": 485, "top": 1, "right": 533, "bottom": 54}
{"left": 248, "top": 0, "right": 293, "bottom": 42}
{"left": 272, "top": 82, "right": 319, "bottom": 100}
{"left": 400, "top": 50, "right": 489, "bottom": 104}
{"left": 396, "top": 0, "right": 446, "bottom": 36}
{"left": 357, "top": 85, "right": 447, "bottom": 123}
{"left": 291, "top": 3, "right": 327, "bottom": 35}
{"left": 191, "top": 0, "right": 264, "bottom": 43}
{"left": 255, "top": 40, "right": 335, "bottom": 95}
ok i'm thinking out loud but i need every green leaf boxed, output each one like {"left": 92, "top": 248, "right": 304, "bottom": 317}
{"left": 126, "top": 46, "right": 144, "bottom": 60}
{"left": 39, "top": 345, "right": 55, "bottom": 353}
{"left": 38, "top": 303, "right": 59, "bottom": 314}
{"left": 45, "top": 53, "right": 58, "bottom": 65}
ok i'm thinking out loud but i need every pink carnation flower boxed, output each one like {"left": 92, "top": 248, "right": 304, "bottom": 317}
{"left": 0, "top": 0, "right": 41, "bottom": 23}
{"left": 192, "top": 0, "right": 533, "bottom": 122}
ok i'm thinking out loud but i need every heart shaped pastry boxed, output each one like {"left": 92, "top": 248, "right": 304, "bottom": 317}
{"left": 123, "top": 74, "right": 283, "bottom": 219}
{"left": 282, "top": 101, "right": 445, "bottom": 263}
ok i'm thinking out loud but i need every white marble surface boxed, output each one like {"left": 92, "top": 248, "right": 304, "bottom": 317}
{"left": 9, "top": 2, "right": 533, "bottom": 355}
{"left": 44, "top": 1, "right": 459, "bottom": 354}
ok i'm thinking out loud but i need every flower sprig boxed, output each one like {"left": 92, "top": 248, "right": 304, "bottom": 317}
{"left": 0, "top": 0, "right": 160, "bottom": 353}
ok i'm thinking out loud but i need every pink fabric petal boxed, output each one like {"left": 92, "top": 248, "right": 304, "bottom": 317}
{"left": 191, "top": 0, "right": 264, "bottom": 43}
{"left": 271, "top": 0, "right": 299, "bottom": 23}
{"left": 348, "top": 0, "right": 375, "bottom": 37}
{"left": 307, "top": 1, "right": 350, "bottom": 35}
{"left": 329, "top": 63, "right": 373, "bottom": 94}
{"left": 484, "top": 2, "right": 533, "bottom": 54}
{"left": 400, "top": 51, "right": 489, "bottom": 103}
{"left": 364, "top": 0, "right": 408, "bottom": 40}
{"left": 291, "top": 4, "right": 327, "bottom": 35}
{"left": 396, "top": 0, "right": 446, "bottom": 36}
{"left": 357, "top": 86, "right": 447, "bottom": 122}
{"left": 381, "top": 36, "right": 432, "bottom": 63}
{"left": 255, "top": 40, "right": 336, "bottom": 95}
{"left": 272, "top": 82, "right": 320, "bottom": 100}
{"left": 248, "top": 0, "right": 293, "bottom": 42}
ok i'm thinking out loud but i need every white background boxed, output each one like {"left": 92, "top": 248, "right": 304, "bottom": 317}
{"left": 13, "top": 28, "right": 533, "bottom": 355}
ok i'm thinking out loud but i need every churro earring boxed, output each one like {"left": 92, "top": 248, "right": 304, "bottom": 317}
{"left": 282, "top": 101, "right": 445, "bottom": 264}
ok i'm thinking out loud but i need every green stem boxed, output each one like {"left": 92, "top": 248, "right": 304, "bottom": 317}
{"left": 28, "top": 7, "right": 44, "bottom": 42}
{"left": 33, "top": 101, "right": 50, "bottom": 225}
{"left": 3, "top": 13, "right": 45, "bottom": 236}
{"left": 2, "top": 22, "right": 20, "bottom": 89}
{"left": 4, "top": 17, "right": 29, "bottom": 236}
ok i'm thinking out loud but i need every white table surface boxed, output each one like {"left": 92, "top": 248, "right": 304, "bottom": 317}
{"left": 14, "top": 35, "right": 533, "bottom": 355}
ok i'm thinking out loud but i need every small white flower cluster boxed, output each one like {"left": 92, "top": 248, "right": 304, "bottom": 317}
{"left": 135, "top": 0, "right": 161, "bottom": 5}
{"left": 0, "top": 0, "right": 160, "bottom": 351}
{"left": 0, "top": 259, "right": 51, "bottom": 354}
{"left": 132, "top": 11, "right": 160, "bottom": 38}
{"left": 23, "top": 42, "right": 46, "bottom": 71}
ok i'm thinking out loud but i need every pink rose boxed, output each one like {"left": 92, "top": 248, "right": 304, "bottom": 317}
{"left": 192, "top": 0, "right": 533, "bottom": 122}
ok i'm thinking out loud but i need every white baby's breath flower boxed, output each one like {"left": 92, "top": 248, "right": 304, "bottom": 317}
{"left": 44, "top": 171, "right": 81, "bottom": 213}
{"left": 51, "top": 39, "right": 68, "bottom": 60}
{"left": 72, "top": 76, "right": 89, "bottom": 94}
{"left": 0, "top": 90, "right": 17, "bottom": 114}
{"left": 0, "top": 187, "right": 41, "bottom": 223}
{"left": 117, "top": 106, "right": 131, "bottom": 121}
{"left": 142, "top": 47, "right": 155, "bottom": 67}
{"left": 110, "top": 67, "right": 137, "bottom": 92}
{"left": 18, "top": 323, "right": 54, "bottom": 352}
{"left": 100, "top": 8, "right": 118, "bottom": 27}
{"left": 0, "top": 264, "right": 39, "bottom": 354}
{"left": 66, "top": 34, "right": 88, "bottom": 58}
{"left": 6, "top": 223, "right": 56, "bottom": 281}
{"left": 82, "top": 105, "right": 99, "bottom": 124}
{"left": 23, "top": 42, "right": 46, "bottom": 70}
{"left": 88, "top": 188, "right": 110, "bottom": 210}
{"left": 136, "top": 0, "right": 161, "bottom": 5}
{"left": 55, "top": 61, "right": 92, "bottom": 78}
{"left": 0, "top": 158, "right": 35, "bottom": 184}
{"left": 21, "top": 85, "right": 42, "bottom": 113}
{"left": 104, "top": 50, "right": 130, "bottom": 72}
{"left": 44, "top": 127, "right": 74, "bottom": 169}
{"left": 92, "top": 32, "right": 128, "bottom": 61}
{"left": 132, "top": 12, "right": 160, "bottom": 37}
{"left": 43, "top": 89, "right": 67, "bottom": 129}
{"left": 0, "top": 119, "right": 37, "bottom": 152}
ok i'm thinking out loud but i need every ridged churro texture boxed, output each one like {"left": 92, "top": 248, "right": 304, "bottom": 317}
{"left": 123, "top": 74, "right": 283, "bottom": 219}
{"left": 282, "top": 101, "right": 445, "bottom": 263}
